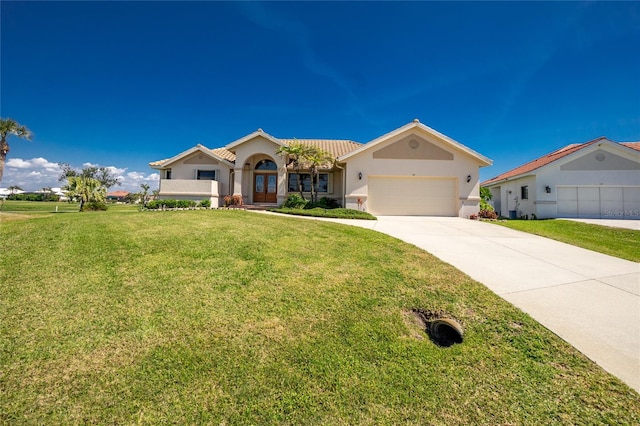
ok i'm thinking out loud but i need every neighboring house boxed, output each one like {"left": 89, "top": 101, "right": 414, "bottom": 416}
{"left": 106, "top": 190, "right": 130, "bottom": 202}
{"left": 149, "top": 120, "right": 492, "bottom": 217}
{"left": 0, "top": 188, "right": 22, "bottom": 198}
{"left": 482, "top": 137, "right": 640, "bottom": 219}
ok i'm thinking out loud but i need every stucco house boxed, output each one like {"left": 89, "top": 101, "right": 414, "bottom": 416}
{"left": 482, "top": 137, "right": 640, "bottom": 219}
{"left": 149, "top": 120, "right": 492, "bottom": 217}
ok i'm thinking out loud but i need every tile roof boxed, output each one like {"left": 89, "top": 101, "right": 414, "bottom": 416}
{"left": 280, "top": 139, "right": 362, "bottom": 158}
{"left": 621, "top": 142, "right": 640, "bottom": 152}
{"left": 209, "top": 147, "right": 236, "bottom": 162}
{"left": 149, "top": 159, "right": 166, "bottom": 167}
{"left": 482, "top": 137, "right": 638, "bottom": 185}
{"left": 149, "top": 137, "right": 362, "bottom": 167}
{"left": 107, "top": 190, "right": 130, "bottom": 197}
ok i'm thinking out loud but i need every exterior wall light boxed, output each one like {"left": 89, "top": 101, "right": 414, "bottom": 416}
{"left": 545, "top": 185, "right": 551, "bottom": 193}
{"left": 466, "top": 174, "right": 471, "bottom": 183}
{"left": 358, "top": 172, "right": 362, "bottom": 180}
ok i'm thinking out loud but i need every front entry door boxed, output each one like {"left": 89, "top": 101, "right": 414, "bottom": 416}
{"left": 254, "top": 173, "right": 277, "bottom": 203}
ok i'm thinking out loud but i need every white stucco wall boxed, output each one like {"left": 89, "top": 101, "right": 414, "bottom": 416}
{"left": 342, "top": 130, "right": 486, "bottom": 217}
{"left": 487, "top": 176, "right": 537, "bottom": 218}
{"left": 158, "top": 150, "right": 232, "bottom": 206}
{"left": 484, "top": 142, "right": 640, "bottom": 219}
{"left": 229, "top": 136, "right": 287, "bottom": 204}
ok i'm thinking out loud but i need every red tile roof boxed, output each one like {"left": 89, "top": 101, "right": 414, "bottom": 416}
{"left": 107, "top": 190, "right": 130, "bottom": 197}
{"left": 482, "top": 137, "right": 638, "bottom": 185}
{"left": 621, "top": 142, "right": 640, "bottom": 152}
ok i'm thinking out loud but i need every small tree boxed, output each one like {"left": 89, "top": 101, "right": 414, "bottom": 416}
{"left": 140, "top": 183, "right": 150, "bottom": 206}
{"left": 41, "top": 187, "right": 57, "bottom": 202}
{"left": 303, "top": 147, "right": 333, "bottom": 203}
{"left": 63, "top": 176, "right": 106, "bottom": 211}
{"left": 0, "top": 118, "right": 31, "bottom": 185}
{"left": 276, "top": 141, "right": 308, "bottom": 199}
{"left": 277, "top": 141, "right": 334, "bottom": 202}
{"left": 58, "top": 163, "right": 121, "bottom": 190}
{"left": 7, "top": 185, "right": 22, "bottom": 195}
{"left": 480, "top": 186, "right": 494, "bottom": 212}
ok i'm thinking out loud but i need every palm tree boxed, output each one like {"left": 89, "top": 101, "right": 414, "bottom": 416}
{"left": 303, "top": 147, "right": 334, "bottom": 203}
{"left": 0, "top": 118, "right": 32, "bottom": 184}
{"left": 7, "top": 185, "right": 23, "bottom": 195}
{"left": 276, "top": 141, "right": 309, "bottom": 199}
{"left": 41, "top": 186, "right": 54, "bottom": 201}
{"left": 63, "top": 176, "right": 105, "bottom": 211}
{"left": 140, "top": 183, "right": 150, "bottom": 206}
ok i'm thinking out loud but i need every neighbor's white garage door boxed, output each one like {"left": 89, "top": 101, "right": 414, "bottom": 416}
{"left": 367, "top": 176, "right": 457, "bottom": 216}
{"left": 557, "top": 186, "right": 640, "bottom": 219}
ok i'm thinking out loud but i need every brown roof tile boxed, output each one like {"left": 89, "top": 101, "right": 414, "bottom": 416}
{"left": 149, "top": 159, "right": 167, "bottom": 167}
{"left": 482, "top": 137, "right": 638, "bottom": 185}
{"left": 280, "top": 139, "right": 362, "bottom": 158}
{"left": 149, "top": 138, "right": 362, "bottom": 167}
{"left": 209, "top": 147, "right": 236, "bottom": 162}
{"left": 621, "top": 142, "right": 640, "bottom": 152}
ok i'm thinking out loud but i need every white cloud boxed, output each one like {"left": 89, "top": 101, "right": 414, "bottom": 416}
{"left": 2, "top": 157, "right": 159, "bottom": 193}
{"left": 6, "top": 157, "right": 60, "bottom": 171}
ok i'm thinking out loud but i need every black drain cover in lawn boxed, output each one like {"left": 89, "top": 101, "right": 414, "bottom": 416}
{"left": 412, "top": 308, "right": 464, "bottom": 347}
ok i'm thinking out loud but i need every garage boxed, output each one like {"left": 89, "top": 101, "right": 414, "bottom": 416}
{"left": 557, "top": 186, "right": 640, "bottom": 219}
{"left": 367, "top": 176, "right": 457, "bottom": 216}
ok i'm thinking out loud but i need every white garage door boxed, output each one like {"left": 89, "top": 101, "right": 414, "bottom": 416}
{"left": 557, "top": 186, "right": 640, "bottom": 219}
{"left": 368, "top": 176, "right": 457, "bottom": 216}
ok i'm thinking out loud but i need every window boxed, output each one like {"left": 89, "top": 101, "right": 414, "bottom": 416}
{"left": 288, "top": 173, "right": 328, "bottom": 193}
{"left": 255, "top": 159, "right": 277, "bottom": 170}
{"left": 521, "top": 185, "right": 528, "bottom": 200}
{"left": 197, "top": 170, "right": 216, "bottom": 180}
{"left": 165, "top": 169, "right": 172, "bottom": 180}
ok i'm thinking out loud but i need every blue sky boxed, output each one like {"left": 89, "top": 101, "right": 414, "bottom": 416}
{"left": 1, "top": 1, "right": 639, "bottom": 192}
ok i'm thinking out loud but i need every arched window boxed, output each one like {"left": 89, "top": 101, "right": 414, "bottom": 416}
{"left": 255, "top": 159, "right": 277, "bottom": 170}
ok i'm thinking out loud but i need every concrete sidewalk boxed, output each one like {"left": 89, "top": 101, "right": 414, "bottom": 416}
{"left": 285, "top": 214, "right": 639, "bottom": 392}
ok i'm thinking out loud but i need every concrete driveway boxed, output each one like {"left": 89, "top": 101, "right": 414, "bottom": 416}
{"left": 304, "top": 215, "right": 640, "bottom": 392}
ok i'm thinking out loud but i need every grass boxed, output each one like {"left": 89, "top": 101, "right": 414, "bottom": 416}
{"left": 268, "top": 206, "right": 376, "bottom": 220}
{"left": 492, "top": 219, "right": 640, "bottom": 262}
{"left": 0, "top": 200, "right": 81, "bottom": 213}
{"left": 1, "top": 209, "right": 639, "bottom": 424}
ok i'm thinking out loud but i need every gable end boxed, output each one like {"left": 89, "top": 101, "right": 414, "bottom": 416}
{"left": 560, "top": 149, "right": 640, "bottom": 171}
{"left": 372, "top": 135, "right": 454, "bottom": 160}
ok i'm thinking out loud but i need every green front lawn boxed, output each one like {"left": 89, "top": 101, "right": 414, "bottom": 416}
{"left": 1, "top": 210, "right": 638, "bottom": 424}
{"left": 493, "top": 219, "right": 640, "bottom": 262}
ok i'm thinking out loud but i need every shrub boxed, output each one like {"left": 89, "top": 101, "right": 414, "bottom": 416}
{"left": 7, "top": 193, "right": 56, "bottom": 202}
{"left": 304, "top": 197, "right": 341, "bottom": 210}
{"left": 82, "top": 201, "right": 108, "bottom": 211}
{"left": 145, "top": 200, "right": 162, "bottom": 209}
{"left": 478, "top": 209, "right": 498, "bottom": 219}
{"left": 176, "top": 200, "right": 196, "bottom": 209}
{"left": 282, "top": 194, "right": 307, "bottom": 209}
{"left": 145, "top": 199, "right": 196, "bottom": 210}
{"left": 223, "top": 195, "right": 244, "bottom": 207}
{"left": 199, "top": 199, "right": 211, "bottom": 208}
